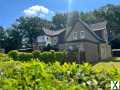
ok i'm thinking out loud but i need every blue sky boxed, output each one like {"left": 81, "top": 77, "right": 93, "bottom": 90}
{"left": 0, "top": 0, "right": 120, "bottom": 28}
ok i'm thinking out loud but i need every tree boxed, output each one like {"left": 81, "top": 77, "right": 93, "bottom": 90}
{"left": 80, "top": 12, "right": 97, "bottom": 24}
{"left": 17, "top": 16, "right": 52, "bottom": 47}
{"left": 0, "top": 26, "right": 6, "bottom": 48}
{"left": 52, "top": 11, "right": 80, "bottom": 29}
{"left": 3, "top": 26, "right": 23, "bottom": 52}
{"left": 52, "top": 13, "right": 67, "bottom": 29}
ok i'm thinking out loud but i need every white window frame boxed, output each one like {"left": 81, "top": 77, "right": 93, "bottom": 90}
{"left": 80, "top": 31, "right": 85, "bottom": 39}
{"left": 73, "top": 32, "right": 78, "bottom": 40}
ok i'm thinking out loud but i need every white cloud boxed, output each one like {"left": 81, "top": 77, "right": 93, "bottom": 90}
{"left": 23, "top": 5, "right": 55, "bottom": 20}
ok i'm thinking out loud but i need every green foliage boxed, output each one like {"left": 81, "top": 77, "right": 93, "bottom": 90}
{"left": 18, "top": 53, "right": 33, "bottom": 61}
{"left": 0, "top": 53, "right": 9, "bottom": 61}
{"left": 52, "top": 13, "right": 67, "bottom": 29}
{"left": 0, "top": 26, "right": 6, "bottom": 49}
{"left": 17, "top": 16, "right": 52, "bottom": 46}
{"left": 32, "top": 50, "right": 41, "bottom": 59}
{"left": 0, "top": 53, "right": 6, "bottom": 59}
{"left": 55, "top": 51, "right": 66, "bottom": 62}
{"left": 8, "top": 50, "right": 18, "bottom": 60}
{"left": 8, "top": 50, "right": 66, "bottom": 63}
{"left": 0, "top": 57, "right": 120, "bottom": 90}
{"left": 40, "top": 51, "right": 54, "bottom": 63}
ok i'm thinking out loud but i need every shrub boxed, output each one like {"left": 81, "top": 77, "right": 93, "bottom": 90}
{"left": 8, "top": 50, "right": 18, "bottom": 60}
{"left": 0, "top": 53, "right": 6, "bottom": 59}
{"left": 8, "top": 50, "right": 67, "bottom": 63}
{"left": 0, "top": 53, "right": 9, "bottom": 61}
{"left": 18, "top": 53, "right": 33, "bottom": 61}
{"left": 0, "top": 60, "right": 119, "bottom": 90}
{"left": 32, "top": 50, "right": 41, "bottom": 59}
{"left": 55, "top": 51, "right": 66, "bottom": 62}
{"left": 40, "top": 51, "right": 54, "bottom": 63}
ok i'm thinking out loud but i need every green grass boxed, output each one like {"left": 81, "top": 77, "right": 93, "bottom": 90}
{"left": 93, "top": 57, "right": 120, "bottom": 72}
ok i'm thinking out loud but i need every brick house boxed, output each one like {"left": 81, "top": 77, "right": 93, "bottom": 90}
{"left": 33, "top": 19, "right": 111, "bottom": 61}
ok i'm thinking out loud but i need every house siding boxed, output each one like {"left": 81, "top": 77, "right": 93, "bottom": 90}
{"left": 59, "top": 41, "right": 85, "bottom": 51}
{"left": 66, "top": 22, "right": 100, "bottom": 43}
{"left": 84, "top": 42, "right": 99, "bottom": 61}
{"left": 99, "top": 43, "right": 112, "bottom": 59}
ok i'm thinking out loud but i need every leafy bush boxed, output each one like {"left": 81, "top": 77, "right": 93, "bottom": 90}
{"left": 0, "top": 59, "right": 119, "bottom": 90}
{"left": 32, "top": 50, "right": 41, "bottom": 59}
{"left": 8, "top": 50, "right": 66, "bottom": 63}
{"left": 0, "top": 53, "right": 9, "bottom": 61}
{"left": 0, "top": 53, "right": 6, "bottom": 59}
{"left": 8, "top": 50, "right": 18, "bottom": 60}
{"left": 7, "top": 50, "right": 85, "bottom": 63}
{"left": 18, "top": 53, "right": 33, "bottom": 61}
{"left": 55, "top": 51, "right": 66, "bottom": 62}
{"left": 40, "top": 51, "right": 54, "bottom": 63}
{"left": 8, "top": 50, "right": 65, "bottom": 63}
{"left": 0, "top": 54, "right": 120, "bottom": 89}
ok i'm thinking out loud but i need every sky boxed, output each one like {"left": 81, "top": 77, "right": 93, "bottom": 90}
{"left": 0, "top": 0, "right": 120, "bottom": 28}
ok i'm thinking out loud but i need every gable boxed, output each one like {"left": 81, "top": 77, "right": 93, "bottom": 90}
{"left": 65, "top": 21, "right": 101, "bottom": 43}
{"left": 89, "top": 21, "right": 109, "bottom": 42}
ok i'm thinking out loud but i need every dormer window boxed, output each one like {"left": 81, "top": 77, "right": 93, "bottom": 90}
{"left": 73, "top": 32, "right": 77, "bottom": 40}
{"left": 80, "top": 31, "right": 85, "bottom": 39}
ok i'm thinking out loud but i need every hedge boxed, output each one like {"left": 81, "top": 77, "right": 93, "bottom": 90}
{"left": 8, "top": 50, "right": 66, "bottom": 63}
{"left": 8, "top": 50, "right": 18, "bottom": 61}
{"left": 18, "top": 53, "right": 33, "bottom": 61}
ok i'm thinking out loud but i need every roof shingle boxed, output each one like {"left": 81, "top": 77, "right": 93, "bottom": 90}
{"left": 89, "top": 21, "right": 107, "bottom": 31}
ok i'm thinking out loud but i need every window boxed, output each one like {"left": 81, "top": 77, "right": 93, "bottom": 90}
{"left": 53, "top": 40, "right": 57, "bottom": 45}
{"left": 42, "top": 36, "right": 45, "bottom": 40}
{"left": 53, "top": 38, "right": 58, "bottom": 45}
{"left": 73, "top": 32, "right": 77, "bottom": 40}
{"left": 37, "top": 36, "right": 45, "bottom": 42}
{"left": 80, "top": 31, "right": 85, "bottom": 39}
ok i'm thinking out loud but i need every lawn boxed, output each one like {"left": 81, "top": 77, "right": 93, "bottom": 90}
{"left": 93, "top": 57, "right": 120, "bottom": 72}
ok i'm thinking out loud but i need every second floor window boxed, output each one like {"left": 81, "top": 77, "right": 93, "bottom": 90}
{"left": 73, "top": 32, "right": 77, "bottom": 40}
{"left": 80, "top": 31, "right": 85, "bottom": 39}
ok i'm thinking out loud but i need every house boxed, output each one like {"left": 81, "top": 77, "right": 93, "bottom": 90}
{"left": 33, "top": 19, "right": 112, "bottom": 61}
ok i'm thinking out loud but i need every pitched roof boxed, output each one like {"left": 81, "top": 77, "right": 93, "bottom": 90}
{"left": 64, "top": 19, "right": 105, "bottom": 42}
{"left": 89, "top": 21, "right": 107, "bottom": 31}
{"left": 42, "top": 20, "right": 105, "bottom": 43}
{"left": 79, "top": 20, "right": 105, "bottom": 42}
{"left": 43, "top": 28, "right": 65, "bottom": 36}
